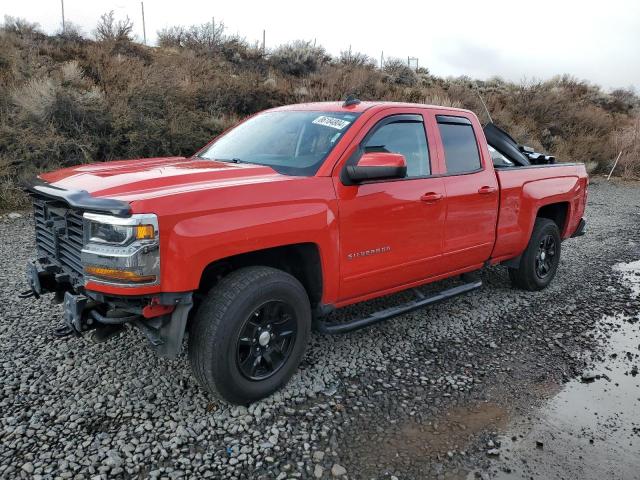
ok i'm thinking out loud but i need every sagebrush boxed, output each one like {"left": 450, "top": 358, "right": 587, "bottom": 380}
{"left": 0, "top": 16, "right": 638, "bottom": 210}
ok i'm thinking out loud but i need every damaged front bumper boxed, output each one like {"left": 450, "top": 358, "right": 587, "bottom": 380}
{"left": 24, "top": 260, "right": 192, "bottom": 359}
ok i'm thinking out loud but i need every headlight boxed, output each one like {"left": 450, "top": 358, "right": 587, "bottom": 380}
{"left": 81, "top": 213, "right": 160, "bottom": 286}
{"left": 89, "top": 222, "right": 133, "bottom": 245}
{"left": 88, "top": 219, "right": 155, "bottom": 245}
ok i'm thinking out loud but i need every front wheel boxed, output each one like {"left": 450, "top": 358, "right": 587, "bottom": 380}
{"left": 508, "top": 218, "right": 561, "bottom": 291}
{"left": 188, "top": 267, "right": 311, "bottom": 404}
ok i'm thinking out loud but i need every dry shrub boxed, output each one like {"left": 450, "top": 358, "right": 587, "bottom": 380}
{"left": 156, "top": 20, "right": 261, "bottom": 67}
{"left": 269, "top": 41, "right": 330, "bottom": 77}
{"left": 0, "top": 17, "right": 639, "bottom": 210}
{"left": 338, "top": 48, "right": 376, "bottom": 69}
{"left": 422, "top": 93, "right": 462, "bottom": 109}
{"left": 12, "top": 78, "right": 56, "bottom": 121}
{"left": 57, "top": 22, "right": 85, "bottom": 42}
{"left": 300, "top": 65, "right": 387, "bottom": 101}
{"left": 94, "top": 11, "right": 134, "bottom": 43}
{"left": 382, "top": 57, "right": 418, "bottom": 87}
{"left": 158, "top": 21, "right": 226, "bottom": 51}
{"left": 0, "top": 177, "right": 27, "bottom": 210}
{"left": 12, "top": 62, "right": 108, "bottom": 135}
{"left": 613, "top": 117, "right": 640, "bottom": 178}
{"left": 2, "top": 15, "right": 41, "bottom": 37}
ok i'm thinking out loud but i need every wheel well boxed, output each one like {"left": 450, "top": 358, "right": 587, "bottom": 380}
{"left": 198, "top": 243, "right": 323, "bottom": 307}
{"left": 537, "top": 202, "right": 569, "bottom": 234}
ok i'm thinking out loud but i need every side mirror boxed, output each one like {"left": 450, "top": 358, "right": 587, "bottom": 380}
{"left": 344, "top": 152, "right": 407, "bottom": 184}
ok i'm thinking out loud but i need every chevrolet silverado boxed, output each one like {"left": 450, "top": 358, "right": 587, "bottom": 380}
{"left": 23, "top": 99, "right": 588, "bottom": 404}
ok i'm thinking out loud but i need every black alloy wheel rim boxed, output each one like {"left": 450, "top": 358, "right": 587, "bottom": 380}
{"left": 535, "top": 234, "right": 557, "bottom": 279}
{"left": 236, "top": 301, "right": 297, "bottom": 381}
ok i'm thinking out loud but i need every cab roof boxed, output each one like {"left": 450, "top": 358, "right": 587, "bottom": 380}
{"left": 270, "top": 101, "right": 474, "bottom": 115}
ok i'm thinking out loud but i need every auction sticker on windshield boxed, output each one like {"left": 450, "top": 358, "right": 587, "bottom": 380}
{"left": 312, "top": 116, "right": 351, "bottom": 130}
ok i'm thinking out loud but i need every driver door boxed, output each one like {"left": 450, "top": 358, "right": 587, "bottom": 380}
{"left": 334, "top": 111, "right": 446, "bottom": 303}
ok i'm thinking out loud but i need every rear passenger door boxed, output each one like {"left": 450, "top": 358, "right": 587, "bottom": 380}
{"left": 436, "top": 115, "right": 499, "bottom": 271}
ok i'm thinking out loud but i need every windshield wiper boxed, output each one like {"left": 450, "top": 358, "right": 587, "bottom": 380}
{"left": 193, "top": 155, "right": 246, "bottom": 163}
{"left": 208, "top": 157, "right": 245, "bottom": 164}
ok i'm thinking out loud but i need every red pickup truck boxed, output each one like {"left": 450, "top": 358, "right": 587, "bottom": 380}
{"left": 24, "top": 99, "right": 587, "bottom": 404}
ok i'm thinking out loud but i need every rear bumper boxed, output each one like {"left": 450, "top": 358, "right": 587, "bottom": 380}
{"left": 570, "top": 218, "right": 586, "bottom": 238}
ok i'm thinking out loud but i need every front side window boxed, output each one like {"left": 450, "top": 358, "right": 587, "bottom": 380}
{"left": 364, "top": 121, "right": 430, "bottom": 177}
{"left": 438, "top": 122, "right": 482, "bottom": 174}
{"left": 197, "top": 111, "right": 359, "bottom": 176}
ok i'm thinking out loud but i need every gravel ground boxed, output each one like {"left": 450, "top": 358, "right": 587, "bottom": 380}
{"left": 1, "top": 179, "right": 639, "bottom": 480}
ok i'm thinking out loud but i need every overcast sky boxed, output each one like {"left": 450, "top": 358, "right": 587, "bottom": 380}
{"left": 3, "top": 0, "right": 639, "bottom": 90}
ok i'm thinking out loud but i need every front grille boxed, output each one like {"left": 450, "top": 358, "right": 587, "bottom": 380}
{"left": 32, "top": 194, "right": 85, "bottom": 285}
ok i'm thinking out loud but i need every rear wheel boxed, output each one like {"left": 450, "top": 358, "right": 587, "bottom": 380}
{"left": 188, "top": 267, "right": 311, "bottom": 404}
{"left": 508, "top": 218, "right": 561, "bottom": 291}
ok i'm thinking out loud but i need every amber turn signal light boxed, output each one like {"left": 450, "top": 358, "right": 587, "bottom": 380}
{"left": 84, "top": 265, "right": 156, "bottom": 284}
{"left": 135, "top": 224, "right": 155, "bottom": 240}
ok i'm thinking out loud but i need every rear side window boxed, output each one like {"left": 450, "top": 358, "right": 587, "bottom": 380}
{"left": 437, "top": 119, "right": 482, "bottom": 174}
{"left": 364, "top": 121, "right": 430, "bottom": 177}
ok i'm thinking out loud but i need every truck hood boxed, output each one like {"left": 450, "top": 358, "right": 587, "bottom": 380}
{"left": 39, "top": 157, "right": 291, "bottom": 202}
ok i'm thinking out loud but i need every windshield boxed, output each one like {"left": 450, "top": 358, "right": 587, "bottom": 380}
{"left": 197, "top": 111, "right": 360, "bottom": 176}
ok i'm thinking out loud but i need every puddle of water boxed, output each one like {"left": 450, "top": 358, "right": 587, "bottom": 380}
{"left": 384, "top": 403, "right": 508, "bottom": 457}
{"left": 614, "top": 260, "right": 640, "bottom": 298}
{"left": 462, "top": 260, "right": 640, "bottom": 479}
{"left": 481, "top": 315, "right": 640, "bottom": 480}
{"left": 351, "top": 402, "right": 509, "bottom": 478}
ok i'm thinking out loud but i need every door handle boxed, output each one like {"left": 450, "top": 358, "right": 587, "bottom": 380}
{"left": 420, "top": 192, "right": 443, "bottom": 203}
{"left": 478, "top": 186, "right": 497, "bottom": 194}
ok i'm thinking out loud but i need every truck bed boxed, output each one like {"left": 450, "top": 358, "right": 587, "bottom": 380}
{"left": 491, "top": 162, "right": 589, "bottom": 263}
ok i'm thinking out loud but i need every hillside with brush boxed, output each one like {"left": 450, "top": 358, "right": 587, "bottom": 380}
{"left": 1, "top": 14, "right": 638, "bottom": 209}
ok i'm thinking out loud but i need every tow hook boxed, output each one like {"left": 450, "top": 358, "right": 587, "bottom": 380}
{"left": 53, "top": 324, "right": 76, "bottom": 338}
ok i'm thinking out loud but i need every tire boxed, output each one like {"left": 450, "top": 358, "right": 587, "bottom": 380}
{"left": 508, "top": 218, "right": 561, "bottom": 291}
{"left": 188, "top": 266, "right": 311, "bottom": 405}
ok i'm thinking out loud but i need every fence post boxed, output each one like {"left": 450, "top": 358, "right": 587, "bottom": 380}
{"left": 607, "top": 151, "right": 623, "bottom": 180}
{"left": 61, "top": 0, "right": 65, "bottom": 32}
{"left": 141, "top": 2, "right": 146, "bottom": 45}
